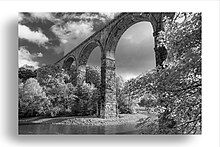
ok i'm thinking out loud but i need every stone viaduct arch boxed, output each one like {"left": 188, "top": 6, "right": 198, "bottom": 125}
{"left": 55, "top": 12, "right": 175, "bottom": 118}
{"left": 62, "top": 56, "right": 77, "bottom": 70}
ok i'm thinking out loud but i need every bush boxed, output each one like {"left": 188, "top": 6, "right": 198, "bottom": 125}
{"left": 138, "top": 94, "right": 157, "bottom": 108}
{"left": 36, "top": 64, "right": 69, "bottom": 86}
{"left": 116, "top": 92, "right": 133, "bottom": 114}
{"left": 18, "top": 67, "right": 37, "bottom": 83}
{"left": 43, "top": 74, "right": 77, "bottom": 117}
{"left": 18, "top": 78, "right": 49, "bottom": 117}
{"left": 86, "top": 65, "right": 101, "bottom": 88}
{"left": 19, "top": 64, "right": 128, "bottom": 118}
{"left": 75, "top": 82, "right": 98, "bottom": 116}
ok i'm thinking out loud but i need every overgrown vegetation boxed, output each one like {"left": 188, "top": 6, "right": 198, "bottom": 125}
{"left": 18, "top": 64, "right": 127, "bottom": 118}
{"left": 130, "top": 12, "right": 201, "bottom": 134}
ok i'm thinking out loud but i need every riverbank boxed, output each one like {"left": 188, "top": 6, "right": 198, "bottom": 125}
{"left": 19, "top": 113, "right": 158, "bottom": 134}
{"left": 19, "top": 114, "right": 150, "bottom": 126}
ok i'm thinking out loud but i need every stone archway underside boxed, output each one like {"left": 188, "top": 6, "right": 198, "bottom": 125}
{"left": 55, "top": 12, "right": 175, "bottom": 119}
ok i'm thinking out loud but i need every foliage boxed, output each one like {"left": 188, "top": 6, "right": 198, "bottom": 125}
{"left": 18, "top": 78, "right": 49, "bottom": 117}
{"left": 117, "top": 92, "right": 133, "bottom": 114}
{"left": 75, "top": 82, "right": 99, "bottom": 116}
{"left": 18, "top": 65, "right": 78, "bottom": 117}
{"left": 67, "top": 65, "right": 77, "bottom": 85}
{"left": 138, "top": 94, "right": 157, "bottom": 108}
{"left": 67, "top": 65, "right": 101, "bottom": 88}
{"left": 136, "top": 117, "right": 159, "bottom": 135}
{"left": 18, "top": 67, "right": 37, "bottom": 83}
{"left": 43, "top": 74, "right": 77, "bottom": 117}
{"left": 155, "top": 12, "right": 201, "bottom": 134}
{"left": 133, "top": 12, "right": 202, "bottom": 134}
{"left": 116, "top": 80, "right": 138, "bottom": 114}
{"left": 115, "top": 75, "right": 125, "bottom": 97}
{"left": 85, "top": 65, "right": 101, "bottom": 88}
{"left": 163, "top": 12, "right": 201, "bottom": 65}
{"left": 35, "top": 64, "right": 100, "bottom": 117}
{"left": 36, "top": 64, "right": 69, "bottom": 86}
{"left": 73, "top": 65, "right": 126, "bottom": 115}
{"left": 64, "top": 65, "right": 101, "bottom": 116}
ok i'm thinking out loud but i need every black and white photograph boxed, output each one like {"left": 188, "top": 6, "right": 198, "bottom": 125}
{"left": 0, "top": 0, "right": 220, "bottom": 147}
{"left": 18, "top": 12, "right": 202, "bottom": 135}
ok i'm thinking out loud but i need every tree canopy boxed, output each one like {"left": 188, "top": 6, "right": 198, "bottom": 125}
{"left": 126, "top": 12, "right": 201, "bottom": 134}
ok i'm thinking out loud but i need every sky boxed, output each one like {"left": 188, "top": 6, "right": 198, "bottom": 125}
{"left": 18, "top": 12, "right": 155, "bottom": 81}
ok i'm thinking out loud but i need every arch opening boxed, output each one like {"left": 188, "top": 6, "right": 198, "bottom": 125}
{"left": 79, "top": 42, "right": 102, "bottom": 117}
{"left": 115, "top": 21, "right": 155, "bottom": 81}
{"left": 63, "top": 56, "right": 76, "bottom": 70}
{"left": 78, "top": 42, "right": 101, "bottom": 66}
{"left": 62, "top": 56, "right": 77, "bottom": 85}
{"left": 100, "top": 19, "right": 157, "bottom": 118}
{"left": 77, "top": 41, "right": 102, "bottom": 87}
{"left": 87, "top": 46, "right": 101, "bottom": 67}
{"left": 86, "top": 46, "right": 101, "bottom": 86}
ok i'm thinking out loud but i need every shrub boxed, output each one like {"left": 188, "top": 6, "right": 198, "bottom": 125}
{"left": 18, "top": 78, "right": 48, "bottom": 117}
{"left": 36, "top": 64, "right": 69, "bottom": 86}
{"left": 117, "top": 92, "right": 133, "bottom": 114}
{"left": 18, "top": 67, "right": 37, "bottom": 83}
{"left": 43, "top": 75, "right": 77, "bottom": 117}
{"left": 138, "top": 94, "right": 157, "bottom": 108}
{"left": 75, "top": 82, "right": 98, "bottom": 116}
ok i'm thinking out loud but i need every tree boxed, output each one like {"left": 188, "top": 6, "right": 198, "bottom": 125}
{"left": 18, "top": 67, "right": 37, "bottom": 82}
{"left": 36, "top": 64, "right": 69, "bottom": 86}
{"left": 41, "top": 71, "right": 77, "bottom": 117}
{"left": 153, "top": 12, "right": 202, "bottom": 134}
{"left": 85, "top": 65, "right": 101, "bottom": 88}
{"left": 67, "top": 65, "right": 78, "bottom": 85}
{"left": 139, "top": 13, "right": 201, "bottom": 134}
{"left": 73, "top": 82, "right": 98, "bottom": 115}
{"left": 18, "top": 78, "right": 49, "bottom": 117}
{"left": 126, "top": 13, "right": 201, "bottom": 134}
{"left": 115, "top": 75, "right": 125, "bottom": 97}
{"left": 138, "top": 94, "right": 157, "bottom": 108}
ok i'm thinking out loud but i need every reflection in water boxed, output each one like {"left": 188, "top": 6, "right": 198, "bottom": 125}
{"left": 19, "top": 123, "right": 139, "bottom": 134}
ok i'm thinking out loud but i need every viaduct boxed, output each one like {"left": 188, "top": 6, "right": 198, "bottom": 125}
{"left": 55, "top": 12, "right": 175, "bottom": 118}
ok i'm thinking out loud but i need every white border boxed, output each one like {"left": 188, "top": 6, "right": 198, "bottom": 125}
{"left": 0, "top": 1, "right": 219, "bottom": 147}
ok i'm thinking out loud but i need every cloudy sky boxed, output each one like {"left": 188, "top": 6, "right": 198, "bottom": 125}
{"left": 18, "top": 12, "right": 155, "bottom": 81}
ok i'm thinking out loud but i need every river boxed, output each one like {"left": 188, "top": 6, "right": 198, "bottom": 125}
{"left": 19, "top": 123, "right": 139, "bottom": 135}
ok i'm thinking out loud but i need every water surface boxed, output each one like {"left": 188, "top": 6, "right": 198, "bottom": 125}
{"left": 19, "top": 123, "right": 139, "bottom": 135}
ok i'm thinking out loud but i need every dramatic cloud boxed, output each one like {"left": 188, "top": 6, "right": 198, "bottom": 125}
{"left": 61, "top": 13, "right": 99, "bottom": 21}
{"left": 121, "top": 22, "right": 153, "bottom": 44}
{"left": 18, "top": 12, "right": 156, "bottom": 81}
{"left": 116, "top": 22, "right": 155, "bottom": 79}
{"left": 49, "top": 12, "right": 118, "bottom": 55}
{"left": 52, "top": 20, "right": 94, "bottom": 55}
{"left": 31, "top": 12, "right": 53, "bottom": 20}
{"left": 18, "top": 12, "right": 118, "bottom": 54}
{"left": 99, "top": 12, "right": 117, "bottom": 20}
{"left": 57, "top": 12, "right": 118, "bottom": 23}
{"left": 18, "top": 24, "right": 49, "bottom": 45}
{"left": 18, "top": 46, "right": 43, "bottom": 69}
